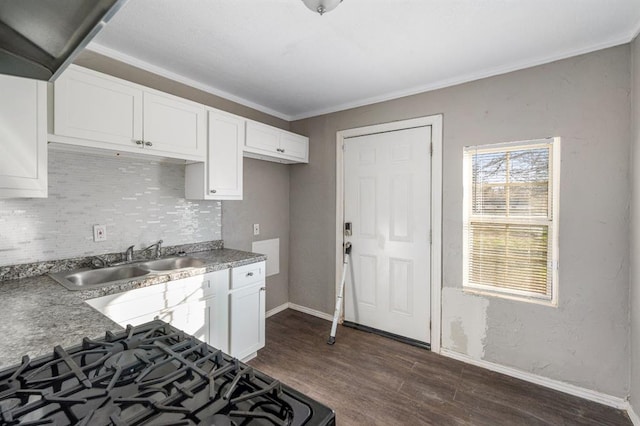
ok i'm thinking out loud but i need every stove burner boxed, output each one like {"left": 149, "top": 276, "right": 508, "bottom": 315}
{"left": 0, "top": 320, "right": 335, "bottom": 425}
{"left": 104, "top": 348, "right": 148, "bottom": 370}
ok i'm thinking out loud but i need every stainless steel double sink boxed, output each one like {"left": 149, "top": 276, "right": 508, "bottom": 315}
{"left": 50, "top": 256, "right": 207, "bottom": 290}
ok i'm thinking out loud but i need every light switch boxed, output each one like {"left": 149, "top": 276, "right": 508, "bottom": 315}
{"left": 253, "top": 224, "right": 260, "bottom": 236}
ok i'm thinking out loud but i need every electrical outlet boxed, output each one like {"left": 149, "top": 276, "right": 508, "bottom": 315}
{"left": 253, "top": 224, "right": 260, "bottom": 236}
{"left": 93, "top": 224, "right": 107, "bottom": 242}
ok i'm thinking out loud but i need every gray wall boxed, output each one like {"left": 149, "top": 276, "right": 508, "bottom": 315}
{"left": 222, "top": 158, "right": 290, "bottom": 311}
{"left": 290, "top": 45, "right": 631, "bottom": 397}
{"left": 630, "top": 35, "right": 640, "bottom": 411}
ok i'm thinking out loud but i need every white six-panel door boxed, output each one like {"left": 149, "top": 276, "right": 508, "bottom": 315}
{"left": 343, "top": 126, "right": 431, "bottom": 343}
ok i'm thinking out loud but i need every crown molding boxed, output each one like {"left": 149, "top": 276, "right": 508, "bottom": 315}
{"left": 290, "top": 30, "right": 636, "bottom": 120}
{"left": 89, "top": 20, "right": 640, "bottom": 123}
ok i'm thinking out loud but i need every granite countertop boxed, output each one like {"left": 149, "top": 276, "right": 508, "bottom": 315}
{"left": 0, "top": 248, "right": 266, "bottom": 370}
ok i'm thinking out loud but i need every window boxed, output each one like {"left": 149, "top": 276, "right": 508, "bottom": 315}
{"left": 463, "top": 138, "right": 560, "bottom": 304}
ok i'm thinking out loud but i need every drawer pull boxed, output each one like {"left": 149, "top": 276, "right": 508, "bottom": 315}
{"left": 246, "top": 272, "right": 254, "bottom": 277}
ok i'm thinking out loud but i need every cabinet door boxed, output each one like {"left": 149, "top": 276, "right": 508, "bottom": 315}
{"left": 245, "top": 120, "right": 280, "bottom": 153}
{"left": 54, "top": 66, "right": 143, "bottom": 149}
{"left": 229, "top": 283, "right": 266, "bottom": 360}
{"left": 158, "top": 301, "right": 207, "bottom": 342}
{"left": 207, "top": 110, "right": 244, "bottom": 199}
{"left": 205, "top": 294, "right": 229, "bottom": 352}
{"left": 0, "top": 75, "right": 47, "bottom": 198}
{"left": 280, "top": 132, "right": 309, "bottom": 162}
{"left": 244, "top": 120, "right": 309, "bottom": 165}
{"left": 205, "top": 268, "right": 230, "bottom": 352}
{"left": 143, "top": 92, "right": 206, "bottom": 160}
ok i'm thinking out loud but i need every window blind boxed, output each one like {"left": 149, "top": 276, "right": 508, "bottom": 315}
{"left": 464, "top": 141, "right": 556, "bottom": 300}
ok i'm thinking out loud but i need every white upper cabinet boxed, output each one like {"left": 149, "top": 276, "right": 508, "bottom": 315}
{"left": 53, "top": 66, "right": 143, "bottom": 148}
{"left": 280, "top": 131, "right": 308, "bottom": 160}
{"left": 185, "top": 109, "right": 245, "bottom": 200}
{"left": 0, "top": 74, "right": 47, "bottom": 198}
{"left": 143, "top": 92, "right": 206, "bottom": 158}
{"left": 51, "top": 66, "right": 206, "bottom": 161}
{"left": 245, "top": 120, "right": 309, "bottom": 164}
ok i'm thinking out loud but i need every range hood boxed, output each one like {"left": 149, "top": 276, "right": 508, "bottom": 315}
{"left": 0, "top": 0, "right": 127, "bottom": 81}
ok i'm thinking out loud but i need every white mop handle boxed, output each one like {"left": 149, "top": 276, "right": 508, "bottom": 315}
{"left": 329, "top": 260, "right": 348, "bottom": 338}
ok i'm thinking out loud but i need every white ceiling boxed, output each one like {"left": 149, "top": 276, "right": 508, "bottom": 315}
{"left": 90, "top": 0, "right": 640, "bottom": 121}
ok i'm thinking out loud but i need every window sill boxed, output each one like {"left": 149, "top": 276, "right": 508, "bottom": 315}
{"left": 462, "top": 287, "right": 558, "bottom": 307}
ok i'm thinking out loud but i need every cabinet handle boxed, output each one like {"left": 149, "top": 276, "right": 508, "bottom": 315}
{"left": 144, "top": 141, "right": 153, "bottom": 147}
{"left": 281, "top": 148, "right": 285, "bottom": 153}
{"left": 135, "top": 140, "right": 144, "bottom": 145}
{"left": 276, "top": 148, "right": 283, "bottom": 153}
{"left": 210, "top": 189, "right": 217, "bottom": 194}
{"left": 246, "top": 272, "right": 254, "bottom": 277}
{"left": 260, "top": 287, "right": 266, "bottom": 292}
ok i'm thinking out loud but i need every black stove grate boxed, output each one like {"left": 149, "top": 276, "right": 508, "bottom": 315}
{"left": 0, "top": 321, "right": 334, "bottom": 426}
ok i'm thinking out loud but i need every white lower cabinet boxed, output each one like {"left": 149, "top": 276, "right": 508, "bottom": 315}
{"left": 86, "top": 269, "right": 229, "bottom": 352}
{"left": 85, "top": 261, "right": 266, "bottom": 360}
{"left": 229, "top": 261, "right": 266, "bottom": 360}
{"left": 229, "top": 282, "right": 266, "bottom": 360}
{"left": 157, "top": 301, "right": 208, "bottom": 343}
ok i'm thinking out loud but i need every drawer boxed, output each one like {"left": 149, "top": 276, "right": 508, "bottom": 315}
{"left": 231, "top": 261, "right": 265, "bottom": 290}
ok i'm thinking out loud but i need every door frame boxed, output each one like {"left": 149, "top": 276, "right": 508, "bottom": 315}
{"left": 335, "top": 114, "right": 443, "bottom": 353}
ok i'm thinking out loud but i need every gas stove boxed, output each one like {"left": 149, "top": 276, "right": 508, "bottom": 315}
{"left": 0, "top": 320, "right": 335, "bottom": 425}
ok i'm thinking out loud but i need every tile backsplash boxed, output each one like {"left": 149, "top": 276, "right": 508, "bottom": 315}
{"left": 0, "top": 149, "right": 221, "bottom": 267}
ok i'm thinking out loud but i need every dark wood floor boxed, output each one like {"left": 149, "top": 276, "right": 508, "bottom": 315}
{"left": 249, "top": 309, "right": 631, "bottom": 426}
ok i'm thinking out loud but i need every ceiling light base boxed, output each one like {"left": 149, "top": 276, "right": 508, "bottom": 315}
{"left": 302, "top": 0, "right": 343, "bottom": 16}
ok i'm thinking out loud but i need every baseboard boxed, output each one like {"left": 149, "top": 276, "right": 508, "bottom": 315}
{"left": 627, "top": 402, "right": 640, "bottom": 425}
{"left": 440, "top": 349, "right": 628, "bottom": 409}
{"left": 266, "top": 302, "right": 289, "bottom": 318}
{"left": 288, "top": 303, "right": 333, "bottom": 321}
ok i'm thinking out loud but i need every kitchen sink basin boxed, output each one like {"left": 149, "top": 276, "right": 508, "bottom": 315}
{"left": 52, "top": 265, "right": 150, "bottom": 290}
{"left": 140, "top": 256, "right": 207, "bottom": 271}
{"left": 50, "top": 256, "right": 208, "bottom": 290}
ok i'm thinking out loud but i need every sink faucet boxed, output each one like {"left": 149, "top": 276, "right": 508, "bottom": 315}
{"left": 124, "top": 245, "right": 135, "bottom": 262}
{"left": 141, "top": 239, "right": 163, "bottom": 259}
{"left": 91, "top": 255, "right": 109, "bottom": 269}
